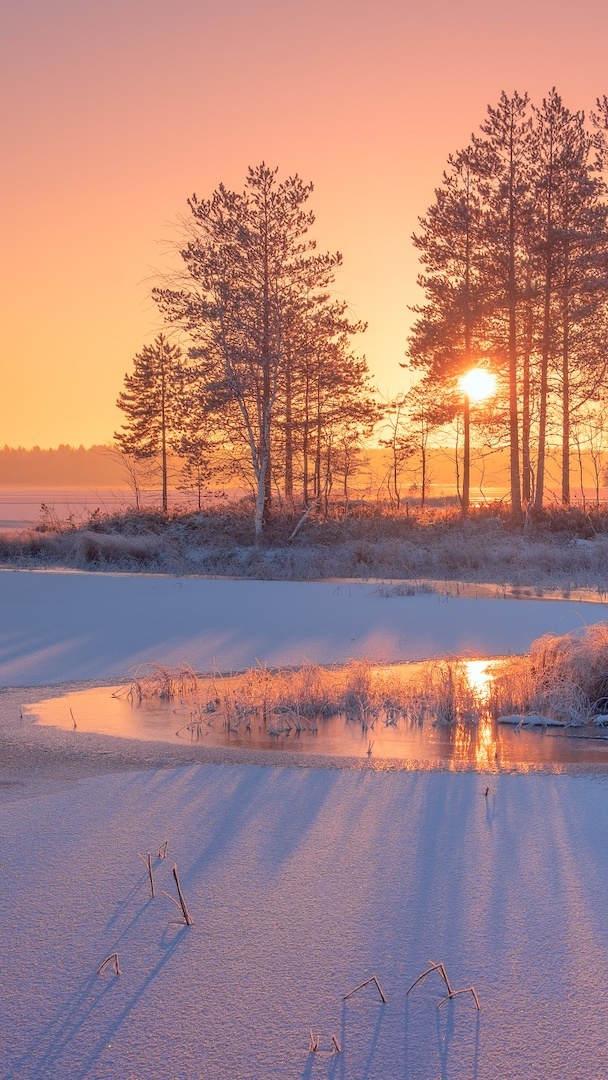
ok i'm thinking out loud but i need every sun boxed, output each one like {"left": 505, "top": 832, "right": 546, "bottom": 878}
{"left": 459, "top": 368, "right": 497, "bottom": 403}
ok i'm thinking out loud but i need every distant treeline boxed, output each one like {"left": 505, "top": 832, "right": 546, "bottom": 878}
{"left": 0, "top": 445, "right": 126, "bottom": 487}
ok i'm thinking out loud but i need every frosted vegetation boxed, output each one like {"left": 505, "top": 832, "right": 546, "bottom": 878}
{"left": 493, "top": 623, "right": 608, "bottom": 725}
{"left": 124, "top": 656, "right": 482, "bottom": 734}
{"left": 127, "top": 621, "right": 608, "bottom": 733}
{"left": 2, "top": 501, "right": 608, "bottom": 592}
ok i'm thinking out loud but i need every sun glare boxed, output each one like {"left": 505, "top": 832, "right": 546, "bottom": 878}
{"left": 459, "top": 368, "right": 497, "bottom": 402}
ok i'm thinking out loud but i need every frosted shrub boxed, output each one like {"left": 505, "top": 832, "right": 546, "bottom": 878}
{"left": 125, "top": 663, "right": 199, "bottom": 701}
{"left": 489, "top": 656, "right": 536, "bottom": 717}
{"left": 490, "top": 623, "right": 608, "bottom": 724}
{"left": 531, "top": 678, "right": 591, "bottom": 726}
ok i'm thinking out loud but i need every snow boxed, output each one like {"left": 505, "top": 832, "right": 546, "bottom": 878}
{"left": 2, "top": 568, "right": 608, "bottom": 685}
{"left": 1, "top": 568, "right": 608, "bottom": 1078}
{"left": 2, "top": 765, "right": 608, "bottom": 1078}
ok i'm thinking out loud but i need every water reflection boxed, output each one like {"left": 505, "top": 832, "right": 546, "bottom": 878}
{"left": 464, "top": 659, "right": 494, "bottom": 702}
{"left": 26, "top": 656, "right": 608, "bottom": 773}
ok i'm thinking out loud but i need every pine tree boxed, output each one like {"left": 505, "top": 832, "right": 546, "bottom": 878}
{"left": 115, "top": 334, "right": 182, "bottom": 511}
{"left": 154, "top": 164, "right": 369, "bottom": 536}
{"left": 408, "top": 90, "right": 608, "bottom": 513}
{"left": 553, "top": 103, "right": 608, "bottom": 503}
{"left": 476, "top": 91, "right": 532, "bottom": 517}
{"left": 408, "top": 144, "right": 487, "bottom": 513}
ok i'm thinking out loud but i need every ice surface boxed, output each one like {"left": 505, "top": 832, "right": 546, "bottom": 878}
{"left": 2, "top": 569, "right": 608, "bottom": 685}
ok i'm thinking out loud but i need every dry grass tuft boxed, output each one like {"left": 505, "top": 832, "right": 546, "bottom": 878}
{"left": 491, "top": 622, "right": 608, "bottom": 725}
{"left": 122, "top": 663, "right": 199, "bottom": 702}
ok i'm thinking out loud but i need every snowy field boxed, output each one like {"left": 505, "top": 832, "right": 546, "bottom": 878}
{"left": 1, "top": 569, "right": 608, "bottom": 1078}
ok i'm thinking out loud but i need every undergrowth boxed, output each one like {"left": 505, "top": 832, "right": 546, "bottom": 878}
{"left": 120, "top": 656, "right": 481, "bottom": 735}
{"left": 1, "top": 500, "right": 608, "bottom": 590}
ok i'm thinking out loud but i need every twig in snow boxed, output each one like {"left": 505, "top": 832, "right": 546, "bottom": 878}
{"left": 438, "top": 985, "right": 481, "bottom": 1010}
{"left": 138, "top": 852, "right": 156, "bottom": 897}
{"left": 407, "top": 959, "right": 480, "bottom": 1010}
{"left": 331, "top": 1035, "right": 342, "bottom": 1053}
{"left": 97, "top": 952, "right": 121, "bottom": 976}
{"left": 344, "top": 974, "right": 387, "bottom": 1003}
{"left": 158, "top": 840, "right": 168, "bottom": 859}
{"left": 308, "top": 1029, "right": 320, "bottom": 1053}
{"left": 162, "top": 864, "right": 194, "bottom": 925}
{"left": 70, "top": 708, "right": 77, "bottom": 729}
{"left": 406, "top": 959, "right": 450, "bottom": 996}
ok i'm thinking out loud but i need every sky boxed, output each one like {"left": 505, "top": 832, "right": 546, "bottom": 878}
{"left": 1, "top": 0, "right": 608, "bottom": 448}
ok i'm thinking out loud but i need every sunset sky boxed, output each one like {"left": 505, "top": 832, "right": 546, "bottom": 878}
{"left": 2, "top": 0, "right": 607, "bottom": 448}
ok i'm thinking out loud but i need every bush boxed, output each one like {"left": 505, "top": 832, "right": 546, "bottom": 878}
{"left": 491, "top": 623, "right": 608, "bottom": 723}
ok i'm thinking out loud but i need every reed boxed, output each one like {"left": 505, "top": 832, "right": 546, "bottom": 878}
{"left": 97, "top": 952, "right": 121, "bottom": 976}
{"left": 123, "top": 622, "right": 608, "bottom": 735}
{"left": 125, "top": 663, "right": 199, "bottom": 702}
{"left": 161, "top": 864, "right": 194, "bottom": 926}
{"left": 138, "top": 851, "right": 156, "bottom": 898}
{"left": 344, "top": 974, "right": 387, "bottom": 1003}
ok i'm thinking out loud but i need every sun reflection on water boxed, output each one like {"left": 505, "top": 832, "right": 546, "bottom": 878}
{"left": 463, "top": 659, "right": 495, "bottom": 703}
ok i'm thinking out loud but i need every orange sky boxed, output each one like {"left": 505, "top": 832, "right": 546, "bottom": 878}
{"left": 1, "top": 0, "right": 607, "bottom": 448}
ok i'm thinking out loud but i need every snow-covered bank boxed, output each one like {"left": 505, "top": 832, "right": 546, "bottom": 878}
{"left": 1, "top": 568, "right": 608, "bottom": 686}
{"left": 1, "top": 764, "right": 607, "bottom": 1079}
{"left": 2, "top": 569, "right": 608, "bottom": 1078}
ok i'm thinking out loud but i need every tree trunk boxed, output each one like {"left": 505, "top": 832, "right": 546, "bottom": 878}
{"left": 561, "top": 199, "right": 571, "bottom": 505}
{"left": 314, "top": 380, "right": 322, "bottom": 501}
{"left": 507, "top": 124, "right": 522, "bottom": 520}
{"left": 254, "top": 456, "right": 266, "bottom": 540}
{"left": 462, "top": 159, "right": 472, "bottom": 517}
{"left": 535, "top": 162, "right": 554, "bottom": 513}
{"left": 521, "top": 297, "right": 534, "bottom": 504}
{"left": 561, "top": 309, "right": 570, "bottom": 504}
{"left": 462, "top": 394, "right": 470, "bottom": 514}
{"left": 420, "top": 417, "right": 429, "bottom": 508}
{"left": 302, "top": 363, "right": 310, "bottom": 504}
{"left": 284, "top": 350, "right": 294, "bottom": 508}
{"left": 261, "top": 190, "right": 273, "bottom": 529}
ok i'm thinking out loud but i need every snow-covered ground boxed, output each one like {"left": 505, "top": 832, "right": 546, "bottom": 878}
{"left": 2, "top": 568, "right": 608, "bottom": 685}
{"left": 1, "top": 569, "right": 608, "bottom": 1078}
